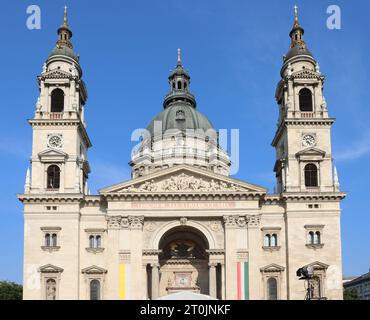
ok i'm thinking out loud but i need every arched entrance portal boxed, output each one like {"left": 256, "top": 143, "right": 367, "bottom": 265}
{"left": 158, "top": 226, "right": 210, "bottom": 297}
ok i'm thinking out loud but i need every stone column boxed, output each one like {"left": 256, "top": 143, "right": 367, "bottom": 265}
{"left": 105, "top": 216, "right": 122, "bottom": 299}
{"left": 128, "top": 216, "right": 144, "bottom": 299}
{"left": 209, "top": 262, "right": 217, "bottom": 298}
{"left": 151, "top": 263, "right": 160, "bottom": 299}
{"left": 247, "top": 215, "right": 261, "bottom": 300}
{"left": 223, "top": 215, "right": 238, "bottom": 299}
{"left": 221, "top": 262, "right": 226, "bottom": 300}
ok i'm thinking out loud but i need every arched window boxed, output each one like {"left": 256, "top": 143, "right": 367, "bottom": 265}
{"left": 314, "top": 231, "right": 321, "bottom": 244}
{"left": 51, "top": 88, "right": 64, "bottom": 112}
{"left": 46, "top": 279, "right": 57, "bottom": 300}
{"left": 90, "top": 279, "right": 101, "bottom": 300}
{"left": 172, "top": 82, "right": 175, "bottom": 89}
{"left": 96, "top": 235, "right": 101, "bottom": 248}
{"left": 308, "top": 231, "right": 315, "bottom": 244}
{"left": 47, "top": 165, "right": 60, "bottom": 189}
{"left": 271, "top": 234, "right": 277, "bottom": 247}
{"left": 267, "top": 278, "right": 278, "bottom": 300}
{"left": 177, "top": 81, "right": 182, "bottom": 90}
{"left": 184, "top": 82, "right": 188, "bottom": 89}
{"left": 45, "top": 233, "right": 51, "bottom": 247}
{"left": 264, "top": 234, "right": 271, "bottom": 247}
{"left": 299, "top": 88, "right": 313, "bottom": 112}
{"left": 89, "top": 235, "right": 95, "bottom": 248}
{"left": 51, "top": 233, "right": 57, "bottom": 247}
{"left": 304, "top": 164, "right": 318, "bottom": 187}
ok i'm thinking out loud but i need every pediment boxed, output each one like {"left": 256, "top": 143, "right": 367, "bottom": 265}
{"left": 38, "top": 148, "right": 68, "bottom": 162}
{"left": 292, "top": 69, "right": 322, "bottom": 80}
{"left": 296, "top": 147, "right": 326, "bottom": 159}
{"left": 99, "top": 165, "right": 266, "bottom": 195}
{"left": 40, "top": 68, "right": 73, "bottom": 80}
{"left": 306, "top": 261, "right": 329, "bottom": 270}
{"left": 81, "top": 265, "right": 108, "bottom": 274}
{"left": 260, "top": 263, "right": 285, "bottom": 273}
{"left": 38, "top": 264, "right": 64, "bottom": 273}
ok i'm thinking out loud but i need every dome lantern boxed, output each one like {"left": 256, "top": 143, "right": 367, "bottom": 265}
{"left": 164, "top": 49, "right": 196, "bottom": 109}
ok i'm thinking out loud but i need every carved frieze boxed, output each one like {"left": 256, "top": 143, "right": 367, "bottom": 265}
{"left": 291, "top": 69, "right": 323, "bottom": 80}
{"left": 107, "top": 215, "right": 144, "bottom": 230}
{"left": 120, "top": 173, "right": 246, "bottom": 193}
{"left": 223, "top": 215, "right": 248, "bottom": 228}
{"left": 120, "top": 217, "right": 130, "bottom": 229}
{"left": 223, "top": 215, "right": 261, "bottom": 228}
{"left": 106, "top": 216, "right": 121, "bottom": 229}
{"left": 247, "top": 215, "right": 261, "bottom": 228}
{"left": 223, "top": 215, "right": 237, "bottom": 228}
{"left": 236, "top": 216, "right": 248, "bottom": 228}
{"left": 128, "top": 216, "right": 144, "bottom": 229}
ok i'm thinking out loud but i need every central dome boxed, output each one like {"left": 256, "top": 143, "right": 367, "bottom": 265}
{"left": 146, "top": 102, "right": 214, "bottom": 137}
{"left": 130, "top": 50, "right": 231, "bottom": 178}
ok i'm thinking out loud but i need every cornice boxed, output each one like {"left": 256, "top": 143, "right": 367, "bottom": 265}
{"left": 28, "top": 119, "right": 92, "bottom": 148}
{"left": 284, "top": 118, "right": 335, "bottom": 126}
{"left": 28, "top": 118, "right": 81, "bottom": 126}
{"left": 281, "top": 191, "right": 346, "bottom": 201}
{"left": 271, "top": 118, "right": 335, "bottom": 147}
{"left": 103, "top": 192, "right": 264, "bottom": 202}
{"left": 261, "top": 195, "right": 281, "bottom": 205}
{"left": 17, "top": 193, "right": 84, "bottom": 204}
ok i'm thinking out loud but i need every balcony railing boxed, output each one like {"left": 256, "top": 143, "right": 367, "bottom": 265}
{"left": 49, "top": 112, "right": 63, "bottom": 119}
{"left": 301, "top": 112, "right": 314, "bottom": 118}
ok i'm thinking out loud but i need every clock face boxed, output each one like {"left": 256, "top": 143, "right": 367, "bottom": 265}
{"left": 48, "top": 135, "right": 62, "bottom": 149}
{"left": 302, "top": 134, "right": 316, "bottom": 147}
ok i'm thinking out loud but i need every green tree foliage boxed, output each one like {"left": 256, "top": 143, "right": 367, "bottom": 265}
{"left": 0, "top": 281, "right": 23, "bottom": 300}
{"left": 343, "top": 288, "right": 360, "bottom": 300}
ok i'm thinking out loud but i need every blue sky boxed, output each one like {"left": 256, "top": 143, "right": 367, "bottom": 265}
{"left": 0, "top": 0, "right": 369, "bottom": 284}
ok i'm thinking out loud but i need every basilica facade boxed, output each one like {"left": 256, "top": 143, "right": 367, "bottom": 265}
{"left": 19, "top": 7, "right": 346, "bottom": 300}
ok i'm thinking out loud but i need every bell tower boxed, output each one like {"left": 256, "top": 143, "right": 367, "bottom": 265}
{"left": 27, "top": 7, "right": 91, "bottom": 194}
{"left": 272, "top": 6, "right": 339, "bottom": 194}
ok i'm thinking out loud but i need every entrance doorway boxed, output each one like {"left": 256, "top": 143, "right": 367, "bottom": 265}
{"left": 158, "top": 226, "right": 209, "bottom": 296}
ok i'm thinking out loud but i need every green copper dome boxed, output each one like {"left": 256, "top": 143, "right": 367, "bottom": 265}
{"left": 285, "top": 45, "right": 313, "bottom": 60}
{"left": 146, "top": 103, "right": 214, "bottom": 137}
{"left": 48, "top": 46, "right": 79, "bottom": 62}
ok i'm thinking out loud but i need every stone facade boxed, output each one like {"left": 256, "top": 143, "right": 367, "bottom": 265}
{"left": 19, "top": 7, "right": 345, "bottom": 300}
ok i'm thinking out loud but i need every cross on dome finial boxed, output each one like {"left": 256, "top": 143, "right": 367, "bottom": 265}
{"left": 177, "top": 48, "right": 181, "bottom": 65}
{"left": 63, "top": 5, "right": 68, "bottom": 26}
{"left": 294, "top": 5, "right": 298, "bottom": 20}
{"left": 293, "top": 5, "right": 300, "bottom": 28}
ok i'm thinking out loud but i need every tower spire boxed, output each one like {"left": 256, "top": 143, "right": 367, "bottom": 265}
{"left": 56, "top": 6, "right": 73, "bottom": 49}
{"left": 294, "top": 5, "right": 299, "bottom": 27}
{"left": 289, "top": 5, "right": 305, "bottom": 49}
{"left": 63, "top": 5, "right": 68, "bottom": 27}
{"left": 177, "top": 48, "right": 182, "bottom": 65}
